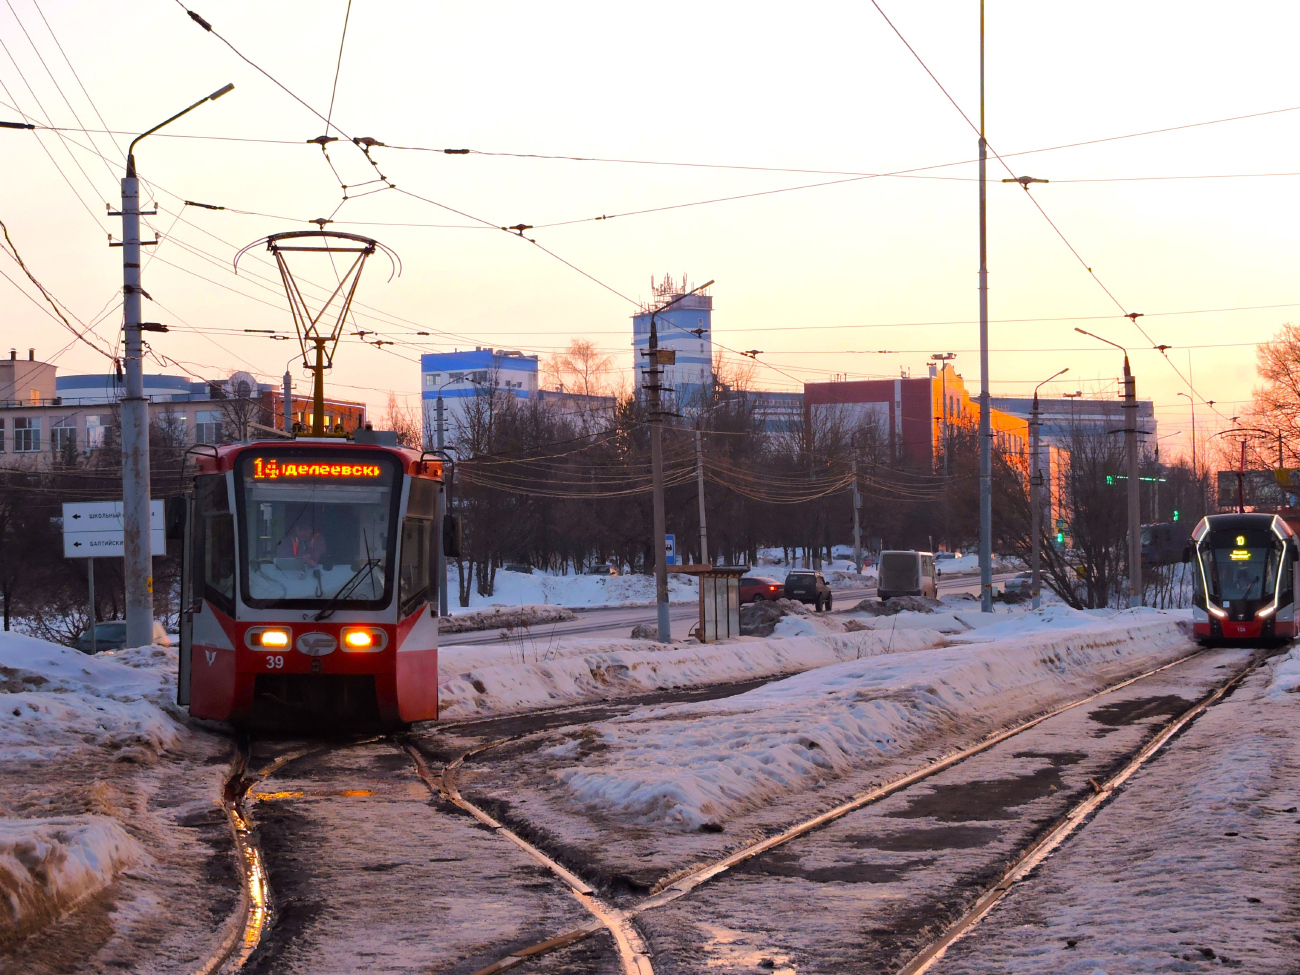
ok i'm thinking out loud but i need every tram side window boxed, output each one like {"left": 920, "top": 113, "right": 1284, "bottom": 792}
{"left": 398, "top": 517, "right": 432, "bottom": 617}
{"left": 192, "top": 474, "right": 235, "bottom": 615}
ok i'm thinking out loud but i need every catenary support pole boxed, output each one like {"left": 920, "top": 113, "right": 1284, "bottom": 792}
{"left": 282, "top": 370, "right": 292, "bottom": 432}
{"left": 851, "top": 455, "right": 862, "bottom": 573}
{"left": 115, "top": 83, "right": 233, "bottom": 650}
{"left": 647, "top": 313, "right": 671, "bottom": 641}
{"left": 436, "top": 392, "right": 448, "bottom": 617}
{"left": 1030, "top": 395, "right": 1042, "bottom": 610}
{"left": 977, "top": 0, "right": 993, "bottom": 613}
{"left": 87, "top": 558, "right": 96, "bottom": 655}
{"left": 695, "top": 425, "right": 709, "bottom": 565}
{"left": 1124, "top": 356, "right": 1143, "bottom": 606}
{"left": 119, "top": 156, "right": 154, "bottom": 649}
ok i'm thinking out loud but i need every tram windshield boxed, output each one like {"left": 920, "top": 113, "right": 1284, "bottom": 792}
{"left": 235, "top": 451, "right": 402, "bottom": 609}
{"left": 1198, "top": 528, "right": 1283, "bottom": 602}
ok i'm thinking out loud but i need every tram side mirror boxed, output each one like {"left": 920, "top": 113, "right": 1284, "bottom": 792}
{"left": 165, "top": 496, "right": 187, "bottom": 558}
{"left": 443, "top": 514, "right": 462, "bottom": 559}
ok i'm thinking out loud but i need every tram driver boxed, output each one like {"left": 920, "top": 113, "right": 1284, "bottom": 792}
{"left": 278, "top": 521, "right": 326, "bottom": 568}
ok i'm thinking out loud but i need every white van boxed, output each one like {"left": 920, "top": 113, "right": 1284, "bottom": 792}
{"left": 877, "top": 550, "right": 939, "bottom": 599}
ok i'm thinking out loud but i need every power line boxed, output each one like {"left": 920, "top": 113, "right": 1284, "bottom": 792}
{"left": 325, "top": 0, "right": 352, "bottom": 138}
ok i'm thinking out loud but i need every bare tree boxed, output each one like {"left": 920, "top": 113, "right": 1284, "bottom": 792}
{"left": 542, "top": 339, "right": 615, "bottom": 398}
{"left": 384, "top": 393, "right": 422, "bottom": 449}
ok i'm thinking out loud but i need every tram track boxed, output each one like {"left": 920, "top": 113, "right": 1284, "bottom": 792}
{"left": 450, "top": 645, "right": 1275, "bottom": 975}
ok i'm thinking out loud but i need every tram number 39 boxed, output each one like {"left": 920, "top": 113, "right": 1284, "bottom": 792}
{"left": 265, "top": 655, "right": 285, "bottom": 669}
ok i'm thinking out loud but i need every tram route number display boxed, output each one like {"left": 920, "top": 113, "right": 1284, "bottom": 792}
{"left": 251, "top": 457, "right": 382, "bottom": 480}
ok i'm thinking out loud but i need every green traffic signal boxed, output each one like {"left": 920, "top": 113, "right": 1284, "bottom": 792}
{"left": 1172, "top": 509, "right": 1179, "bottom": 522}
{"left": 1105, "top": 474, "right": 1114, "bottom": 485}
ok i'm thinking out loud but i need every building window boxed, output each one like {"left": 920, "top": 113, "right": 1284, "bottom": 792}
{"left": 195, "top": 410, "right": 222, "bottom": 445}
{"left": 14, "top": 416, "right": 40, "bottom": 452}
{"left": 424, "top": 373, "right": 440, "bottom": 387}
{"left": 0, "top": 419, "right": 5, "bottom": 452}
{"left": 51, "top": 417, "right": 76, "bottom": 454}
{"left": 85, "top": 415, "right": 106, "bottom": 449}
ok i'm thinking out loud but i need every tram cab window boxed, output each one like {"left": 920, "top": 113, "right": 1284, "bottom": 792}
{"left": 1200, "top": 529, "right": 1284, "bottom": 602}
{"left": 191, "top": 474, "right": 235, "bottom": 615}
{"left": 235, "top": 452, "right": 401, "bottom": 609}
{"left": 398, "top": 517, "right": 432, "bottom": 616}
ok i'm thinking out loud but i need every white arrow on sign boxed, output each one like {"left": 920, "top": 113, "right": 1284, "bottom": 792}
{"left": 62, "top": 500, "right": 166, "bottom": 559}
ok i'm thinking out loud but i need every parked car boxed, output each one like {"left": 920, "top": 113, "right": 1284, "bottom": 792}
{"left": 74, "top": 620, "right": 171, "bottom": 654}
{"left": 502, "top": 563, "right": 534, "bottom": 574}
{"left": 1003, "top": 572, "right": 1033, "bottom": 595}
{"left": 739, "top": 576, "right": 784, "bottom": 604}
{"left": 935, "top": 552, "right": 957, "bottom": 561}
{"left": 877, "top": 550, "right": 940, "bottom": 599}
{"left": 784, "top": 571, "right": 833, "bottom": 610}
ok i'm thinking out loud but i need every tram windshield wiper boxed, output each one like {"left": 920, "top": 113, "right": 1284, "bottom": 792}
{"left": 313, "top": 557, "right": 382, "bottom": 621}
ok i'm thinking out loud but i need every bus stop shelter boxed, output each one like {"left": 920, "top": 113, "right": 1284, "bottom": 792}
{"left": 671, "top": 565, "right": 746, "bottom": 642}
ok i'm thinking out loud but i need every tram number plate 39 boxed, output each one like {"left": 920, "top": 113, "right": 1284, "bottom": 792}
{"left": 266, "top": 655, "right": 285, "bottom": 669}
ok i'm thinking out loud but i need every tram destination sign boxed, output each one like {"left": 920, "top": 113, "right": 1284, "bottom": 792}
{"left": 251, "top": 457, "right": 383, "bottom": 479}
{"left": 62, "top": 500, "right": 165, "bottom": 559}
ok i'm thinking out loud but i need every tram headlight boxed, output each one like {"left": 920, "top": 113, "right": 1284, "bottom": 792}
{"left": 256, "top": 628, "right": 291, "bottom": 648}
{"left": 1206, "top": 603, "right": 1227, "bottom": 620}
{"left": 341, "top": 627, "right": 387, "bottom": 651}
{"left": 1257, "top": 604, "right": 1277, "bottom": 619}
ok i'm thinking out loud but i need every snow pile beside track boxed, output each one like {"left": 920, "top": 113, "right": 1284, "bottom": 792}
{"left": 440, "top": 604, "right": 577, "bottom": 634}
{"left": 1265, "top": 645, "right": 1300, "bottom": 700}
{"left": 438, "top": 628, "right": 949, "bottom": 719}
{"left": 0, "top": 632, "right": 180, "bottom": 761}
{"left": 551, "top": 607, "right": 1193, "bottom": 828}
{"left": 445, "top": 568, "right": 697, "bottom": 614}
{"left": 0, "top": 815, "right": 142, "bottom": 940}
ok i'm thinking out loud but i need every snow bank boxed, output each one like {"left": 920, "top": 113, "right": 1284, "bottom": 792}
{"left": 438, "top": 628, "right": 948, "bottom": 720}
{"left": 444, "top": 568, "right": 698, "bottom": 614}
{"left": 0, "top": 815, "right": 142, "bottom": 940}
{"left": 550, "top": 609, "right": 1192, "bottom": 828}
{"left": 1266, "top": 646, "right": 1300, "bottom": 701}
{"left": 0, "top": 632, "right": 180, "bottom": 761}
{"left": 440, "top": 604, "right": 576, "bottom": 634}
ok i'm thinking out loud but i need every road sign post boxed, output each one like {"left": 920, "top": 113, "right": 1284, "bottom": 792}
{"left": 63, "top": 502, "right": 164, "bottom": 649}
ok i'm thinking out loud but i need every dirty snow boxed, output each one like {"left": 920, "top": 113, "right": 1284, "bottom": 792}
{"left": 548, "top": 609, "right": 1193, "bottom": 828}
{"left": 438, "top": 627, "right": 949, "bottom": 720}
{"left": 936, "top": 644, "right": 1300, "bottom": 974}
{"left": 0, "top": 816, "right": 143, "bottom": 940}
{"left": 0, "top": 633, "right": 181, "bottom": 762}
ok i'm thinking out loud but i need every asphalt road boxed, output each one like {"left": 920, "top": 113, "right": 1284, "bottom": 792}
{"left": 439, "top": 570, "right": 1022, "bottom": 647}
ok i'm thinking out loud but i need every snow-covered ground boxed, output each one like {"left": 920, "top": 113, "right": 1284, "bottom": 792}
{"left": 0, "top": 631, "right": 234, "bottom": 960}
{"left": 444, "top": 566, "right": 700, "bottom": 614}
{"left": 530, "top": 607, "right": 1193, "bottom": 829}
{"left": 938, "top": 645, "right": 1300, "bottom": 974}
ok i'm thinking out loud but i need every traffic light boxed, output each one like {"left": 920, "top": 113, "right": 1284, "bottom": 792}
{"left": 1056, "top": 531, "right": 1065, "bottom": 544}
{"left": 1105, "top": 474, "right": 1114, "bottom": 485}
{"left": 1172, "top": 509, "right": 1179, "bottom": 522}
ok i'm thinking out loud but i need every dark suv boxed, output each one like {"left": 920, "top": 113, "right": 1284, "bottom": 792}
{"left": 784, "top": 571, "right": 833, "bottom": 611}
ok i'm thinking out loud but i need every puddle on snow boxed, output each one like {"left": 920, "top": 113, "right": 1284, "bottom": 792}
{"left": 885, "top": 751, "right": 1085, "bottom": 822}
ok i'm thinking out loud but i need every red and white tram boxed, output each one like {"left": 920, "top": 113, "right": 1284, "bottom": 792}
{"left": 1189, "top": 512, "right": 1300, "bottom": 645}
{"left": 175, "top": 436, "right": 443, "bottom": 726}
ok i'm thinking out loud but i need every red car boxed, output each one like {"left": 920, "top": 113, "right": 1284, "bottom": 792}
{"left": 740, "top": 576, "right": 784, "bottom": 604}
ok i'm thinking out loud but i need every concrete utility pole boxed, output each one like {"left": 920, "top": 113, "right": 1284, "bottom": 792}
{"left": 644, "top": 279, "right": 713, "bottom": 641}
{"left": 977, "top": 0, "right": 993, "bottom": 614}
{"left": 116, "top": 82, "right": 233, "bottom": 649}
{"left": 1031, "top": 368, "right": 1068, "bottom": 610}
{"left": 695, "top": 425, "right": 709, "bottom": 565}
{"left": 282, "top": 370, "right": 292, "bottom": 432}
{"left": 434, "top": 378, "right": 455, "bottom": 618}
{"left": 1076, "top": 327, "right": 1141, "bottom": 607}
{"left": 1124, "top": 357, "right": 1142, "bottom": 607}
{"left": 851, "top": 455, "right": 862, "bottom": 573}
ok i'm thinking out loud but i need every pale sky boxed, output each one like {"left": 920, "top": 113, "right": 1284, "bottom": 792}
{"left": 4, "top": 0, "right": 1299, "bottom": 461}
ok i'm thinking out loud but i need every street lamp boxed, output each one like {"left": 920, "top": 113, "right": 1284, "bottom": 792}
{"left": 930, "top": 353, "right": 956, "bottom": 475}
{"left": 1075, "top": 327, "right": 1143, "bottom": 607}
{"left": 1030, "top": 367, "right": 1068, "bottom": 610}
{"left": 117, "top": 83, "right": 234, "bottom": 650}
